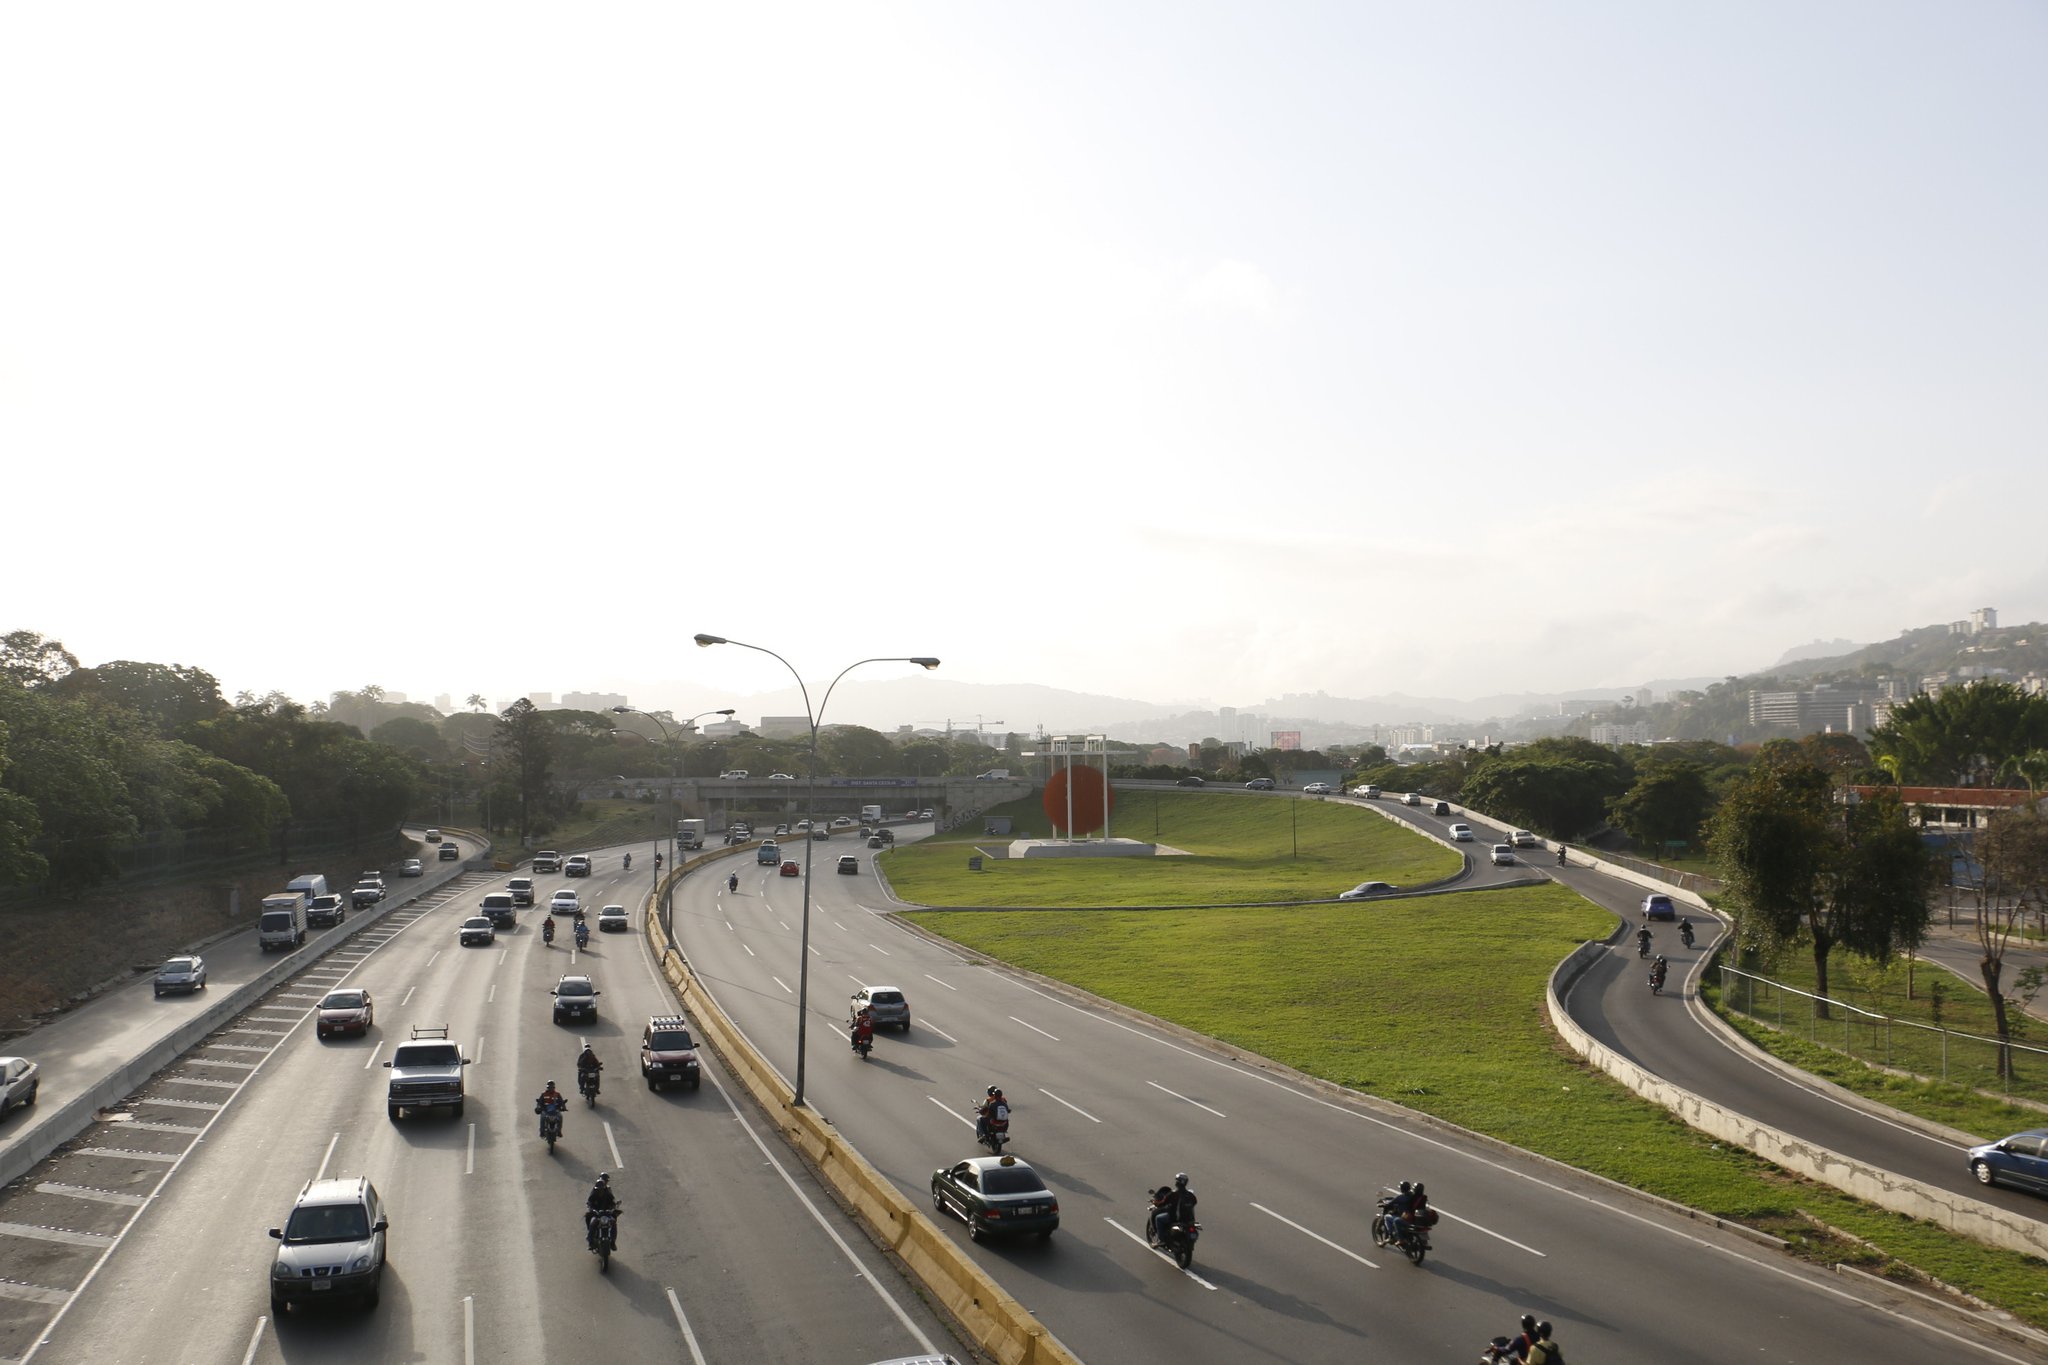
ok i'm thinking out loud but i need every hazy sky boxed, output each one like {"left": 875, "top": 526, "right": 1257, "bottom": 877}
{"left": 6, "top": 3, "right": 2044, "bottom": 717}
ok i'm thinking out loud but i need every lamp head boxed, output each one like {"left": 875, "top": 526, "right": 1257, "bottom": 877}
{"left": 716, "top": 708, "right": 736, "bottom": 716}
{"left": 912, "top": 657, "right": 941, "bottom": 670}
{"left": 694, "top": 634, "right": 725, "bottom": 648}
{"left": 611, "top": 705, "right": 633, "bottom": 714}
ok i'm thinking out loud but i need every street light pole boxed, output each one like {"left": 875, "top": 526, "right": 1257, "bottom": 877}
{"left": 694, "top": 634, "right": 938, "bottom": 1108}
{"left": 613, "top": 706, "right": 734, "bottom": 943}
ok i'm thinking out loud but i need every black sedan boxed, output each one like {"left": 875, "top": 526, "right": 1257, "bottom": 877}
{"left": 930, "top": 1155, "right": 1059, "bottom": 1242}
{"left": 1176, "top": 776, "right": 1206, "bottom": 787}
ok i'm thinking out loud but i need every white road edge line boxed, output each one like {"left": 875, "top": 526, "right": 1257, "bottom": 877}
{"left": 1250, "top": 1202, "right": 1378, "bottom": 1268}
{"left": 631, "top": 925, "right": 938, "bottom": 1356}
{"left": 466, "top": 1123, "right": 476, "bottom": 1176}
{"left": 605, "top": 1121, "right": 624, "bottom": 1169}
{"left": 1010, "top": 1016, "right": 1061, "bottom": 1042}
{"left": 1037, "top": 1088, "right": 1101, "bottom": 1123}
{"left": 238, "top": 1316, "right": 266, "bottom": 1365}
{"left": 1435, "top": 1205, "right": 1545, "bottom": 1256}
{"left": 868, "top": 943, "right": 892, "bottom": 956}
{"left": 1103, "top": 1217, "right": 1217, "bottom": 1289}
{"left": 1147, "top": 1080, "right": 1224, "bottom": 1117}
{"left": 464, "top": 1293, "right": 476, "bottom": 1365}
{"left": 666, "top": 1287, "right": 711, "bottom": 1365}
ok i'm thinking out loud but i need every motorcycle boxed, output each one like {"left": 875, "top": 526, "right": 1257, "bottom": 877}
{"left": 589, "top": 1206, "right": 621, "bottom": 1271}
{"left": 623, "top": 853, "right": 631, "bottom": 871}
{"left": 536, "top": 1101, "right": 564, "bottom": 1153}
{"left": 728, "top": 872, "right": 739, "bottom": 894}
{"left": 1556, "top": 847, "right": 1568, "bottom": 866}
{"left": 1143, "top": 1199, "right": 1201, "bottom": 1269}
{"left": 1371, "top": 1192, "right": 1432, "bottom": 1264}
{"left": 1680, "top": 920, "right": 1696, "bottom": 949}
{"left": 1479, "top": 1338, "right": 1517, "bottom": 1363}
{"left": 542, "top": 919, "right": 555, "bottom": 947}
{"left": 850, "top": 1024, "right": 873, "bottom": 1060}
{"left": 578, "top": 1068, "right": 601, "bottom": 1106}
{"left": 1650, "top": 966, "right": 1666, "bottom": 995}
{"left": 574, "top": 922, "right": 590, "bottom": 949}
{"left": 1637, "top": 934, "right": 1653, "bottom": 959}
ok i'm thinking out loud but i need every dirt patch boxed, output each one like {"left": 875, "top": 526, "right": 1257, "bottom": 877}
{"left": 0, "top": 843, "right": 409, "bottom": 1038}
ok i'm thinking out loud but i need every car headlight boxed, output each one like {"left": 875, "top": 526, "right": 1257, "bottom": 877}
{"left": 271, "top": 1262, "right": 294, "bottom": 1280}
{"left": 349, "top": 1253, "right": 374, "bottom": 1272}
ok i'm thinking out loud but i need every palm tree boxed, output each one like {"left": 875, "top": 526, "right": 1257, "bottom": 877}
{"left": 467, "top": 693, "right": 487, "bottom": 712}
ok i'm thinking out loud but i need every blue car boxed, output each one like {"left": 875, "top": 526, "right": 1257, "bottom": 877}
{"left": 1640, "top": 894, "right": 1677, "bottom": 922}
{"left": 1968, "top": 1129, "right": 2048, "bottom": 1195}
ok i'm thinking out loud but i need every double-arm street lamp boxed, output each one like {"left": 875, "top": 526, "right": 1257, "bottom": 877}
{"left": 612, "top": 705, "right": 735, "bottom": 941}
{"left": 694, "top": 633, "right": 939, "bottom": 1107}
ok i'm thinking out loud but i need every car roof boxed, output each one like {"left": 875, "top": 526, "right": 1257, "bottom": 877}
{"left": 297, "top": 1176, "right": 371, "bottom": 1205}
{"left": 462, "top": 916, "right": 492, "bottom": 924}
{"left": 858, "top": 984, "right": 903, "bottom": 994}
{"left": 600, "top": 904, "right": 626, "bottom": 912}
{"left": 953, "top": 1154, "right": 1045, "bottom": 1180}
{"left": 558, "top": 975, "right": 593, "bottom": 987}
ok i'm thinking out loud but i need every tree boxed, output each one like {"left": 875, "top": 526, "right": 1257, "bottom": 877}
{"left": 1870, "top": 680, "right": 2048, "bottom": 786}
{"left": 819, "top": 725, "right": 899, "bottom": 777}
{"left": 466, "top": 693, "right": 487, "bottom": 712}
{"left": 494, "top": 700, "right": 554, "bottom": 839}
{"left": 1611, "top": 762, "right": 1712, "bottom": 852}
{"left": 55, "top": 660, "right": 225, "bottom": 736}
{"left": 0, "top": 631, "right": 79, "bottom": 689}
{"left": 1976, "top": 806, "right": 2048, "bottom": 1080}
{"left": 371, "top": 716, "right": 449, "bottom": 764}
{"left": 1709, "top": 756, "right": 1935, "bottom": 1013}
{"left": 0, "top": 717, "right": 48, "bottom": 884}
{"left": 1460, "top": 755, "right": 1628, "bottom": 838}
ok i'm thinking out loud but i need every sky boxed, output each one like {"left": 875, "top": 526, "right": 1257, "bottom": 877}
{"left": 5, "top": 2, "right": 2045, "bottom": 720}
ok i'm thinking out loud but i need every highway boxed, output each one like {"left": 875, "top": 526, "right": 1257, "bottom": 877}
{"left": 1368, "top": 795, "right": 2048, "bottom": 1228}
{"left": 0, "top": 839, "right": 960, "bottom": 1365}
{"left": 675, "top": 823, "right": 2040, "bottom": 1364}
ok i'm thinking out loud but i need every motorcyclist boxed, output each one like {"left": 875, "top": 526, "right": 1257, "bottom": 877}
{"left": 584, "top": 1172, "right": 618, "bottom": 1250}
{"left": 728, "top": 871, "right": 739, "bottom": 893}
{"left": 1556, "top": 845, "right": 1569, "bottom": 866}
{"left": 574, "top": 919, "right": 590, "bottom": 947}
{"left": 1679, "top": 916, "right": 1695, "bottom": 948}
{"left": 1380, "top": 1179, "right": 1416, "bottom": 1242}
{"left": 974, "top": 1085, "right": 1010, "bottom": 1144}
{"left": 1405, "top": 1180, "right": 1437, "bottom": 1236}
{"left": 577, "top": 1045, "right": 602, "bottom": 1096}
{"left": 1151, "top": 1172, "right": 1197, "bottom": 1245}
{"left": 623, "top": 852, "right": 631, "bottom": 871}
{"left": 534, "top": 1079, "right": 565, "bottom": 1135}
{"left": 653, "top": 852, "right": 663, "bottom": 871}
{"left": 850, "top": 1006, "right": 875, "bottom": 1052}
{"left": 1651, "top": 955, "right": 1669, "bottom": 991}
{"left": 1636, "top": 924, "right": 1653, "bottom": 957}
{"left": 1508, "top": 1313, "right": 1540, "bottom": 1361}
{"left": 542, "top": 917, "right": 555, "bottom": 945}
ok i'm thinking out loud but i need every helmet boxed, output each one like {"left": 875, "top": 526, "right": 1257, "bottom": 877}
{"left": 987, "top": 1085, "right": 1000, "bottom": 1096}
{"left": 1537, "top": 1323, "right": 1553, "bottom": 1339}
{"left": 1173, "top": 1172, "right": 1188, "bottom": 1188}
{"left": 546, "top": 1079, "right": 556, "bottom": 1088}
{"left": 1398, "top": 1180, "right": 1412, "bottom": 1194}
{"left": 1412, "top": 1182, "right": 1425, "bottom": 1198}
{"left": 1656, "top": 955, "right": 1666, "bottom": 965}
{"left": 596, "top": 1172, "right": 610, "bottom": 1185}
{"left": 1521, "top": 1314, "right": 1537, "bottom": 1333}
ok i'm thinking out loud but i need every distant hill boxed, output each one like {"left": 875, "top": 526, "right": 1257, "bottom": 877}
{"left": 1773, "top": 638, "right": 1868, "bottom": 668}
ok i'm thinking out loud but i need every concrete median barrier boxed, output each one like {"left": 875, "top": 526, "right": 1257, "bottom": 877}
{"left": 643, "top": 855, "right": 1083, "bottom": 1365}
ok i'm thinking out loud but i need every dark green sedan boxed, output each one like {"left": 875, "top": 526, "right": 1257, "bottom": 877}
{"left": 930, "top": 1155, "right": 1059, "bottom": 1242}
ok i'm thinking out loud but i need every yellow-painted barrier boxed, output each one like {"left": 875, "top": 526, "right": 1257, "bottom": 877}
{"left": 641, "top": 856, "right": 1083, "bottom": 1365}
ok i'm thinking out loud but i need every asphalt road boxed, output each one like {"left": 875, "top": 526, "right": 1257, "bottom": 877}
{"left": 3, "top": 843, "right": 960, "bottom": 1365}
{"left": 676, "top": 824, "right": 2040, "bottom": 1364}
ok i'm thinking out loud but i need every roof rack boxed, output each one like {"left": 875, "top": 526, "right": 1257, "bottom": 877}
{"left": 410, "top": 1025, "right": 450, "bottom": 1040}
{"left": 647, "top": 1014, "right": 690, "bottom": 1030}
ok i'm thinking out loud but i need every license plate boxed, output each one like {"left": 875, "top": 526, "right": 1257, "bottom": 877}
{"left": 311, "top": 1281, "right": 331, "bottom": 1291}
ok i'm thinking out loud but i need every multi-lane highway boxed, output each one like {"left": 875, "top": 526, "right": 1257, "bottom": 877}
{"left": 1, "top": 837, "right": 961, "bottom": 1365}
{"left": 676, "top": 823, "right": 2040, "bottom": 1364}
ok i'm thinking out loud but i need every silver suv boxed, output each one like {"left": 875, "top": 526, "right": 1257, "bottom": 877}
{"left": 851, "top": 984, "right": 910, "bottom": 1032}
{"left": 268, "top": 1176, "right": 388, "bottom": 1312}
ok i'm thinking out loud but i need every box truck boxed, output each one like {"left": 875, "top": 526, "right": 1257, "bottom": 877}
{"left": 677, "top": 819, "right": 707, "bottom": 850}
{"left": 259, "top": 892, "right": 308, "bottom": 951}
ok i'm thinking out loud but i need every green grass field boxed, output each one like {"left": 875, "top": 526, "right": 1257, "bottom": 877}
{"left": 883, "top": 790, "right": 1462, "bottom": 906}
{"left": 893, "top": 793, "right": 2048, "bottom": 1329}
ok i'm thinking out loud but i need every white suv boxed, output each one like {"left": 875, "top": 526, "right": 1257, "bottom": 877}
{"left": 269, "top": 1176, "right": 389, "bottom": 1312}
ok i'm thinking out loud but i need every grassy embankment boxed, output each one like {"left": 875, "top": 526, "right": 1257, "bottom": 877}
{"left": 883, "top": 793, "right": 2048, "bottom": 1330}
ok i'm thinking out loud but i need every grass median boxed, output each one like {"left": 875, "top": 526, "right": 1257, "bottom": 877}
{"left": 885, "top": 790, "right": 1462, "bottom": 906}
{"left": 897, "top": 829, "right": 2048, "bottom": 1329}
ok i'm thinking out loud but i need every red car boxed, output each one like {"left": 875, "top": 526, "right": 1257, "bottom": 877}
{"left": 779, "top": 859, "right": 800, "bottom": 877}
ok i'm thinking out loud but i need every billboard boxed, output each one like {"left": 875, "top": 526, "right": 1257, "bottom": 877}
{"left": 1272, "top": 730, "right": 1302, "bottom": 751}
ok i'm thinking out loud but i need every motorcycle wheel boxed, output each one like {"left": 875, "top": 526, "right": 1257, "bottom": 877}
{"left": 1406, "top": 1241, "right": 1426, "bottom": 1265}
{"left": 1370, "top": 1220, "right": 1388, "bottom": 1248}
{"left": 1175, "top": 1242, "right": 1193, "bottom": 1270}
{"left": 598, "top": 1246, "right": 610, "bottom": 1272}
{"left": 546, "top": 1132, "right": 557, "bottom": 1153}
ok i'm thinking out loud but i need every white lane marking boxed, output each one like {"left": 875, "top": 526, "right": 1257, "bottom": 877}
{"left": 1435, "top": 1205, "right": 1545, "bottom": 1256}
{"left": 1010, "top": 1016, "right": 1060, "bottom": 1042}
{"left": 666, "top": 1287, "right": 711, "bottom": 1365}
{"left": 743, "top": 944, "right": 756, "bottom": 958}
{"left": 630, "top": 941, "right": 937, "bottom": 1355}
{"left": 868, "top": 943, "right": 892, "bottom": 956}
{"left": 426, "top": 951, "right": 442, "bottom": 968}
{"left": 724, "top": 920, "right": 733, "bottom": 931}
{"left": 488, "top": 983, "right": 496, "bottom": 1003}
{"left": 917, "top": 1018, "right": 959, "bottom": 1043}
{"left": 772, "top": 976, "right": 792, "bottom": 994}
{"left": 466, "top": 1123, "right": 476, "bottom": 1175}
{"left": 314, "top": 1131, "right": 340, "bottom": 1182}
{"left": 927, "top": 1096, "right": 974, "bottom": 1128}
{"left": 924, "top": 973, "right": 956, "bottom": 991}
{"left": 778, "top": 920, "right": 791, "bottom": 932}
{"left": 808, "top": 944, "right": 822, "bottom": 957}
{"left": 1251, "top": 1202, "right": 1378, "bottom": 1268}
{"left": 1104, "top": 1217, "right": 1217, "bottom": 1289}
{"left": 464, "top": 1293, "right": 476, "bottom": 1365}
{"left": 847, "top": 973, "right": 867, "bottom": 985}
{"left": 401, "top": 986, "right": 417, "bottom": 1007}
{"left": 363, "top": 1042, "right": 385, "bottom": 1071}
{"left": 833, "top": 920, "right": 848, "bottom": 931}
{"left": 1147, "top": 1080, "right": 1224, "bottom": 1117}
{"left": 605, "top": 1121, "right": 625, "bottom": 1168}
{"left": 497, "top": 949, "right": 507, "bottom": 968}
{"left": 238, "top": 1317, "right": 267, "bottom": 1365}
{"left": 1037, "top": 1088, "right": 1101, "bottom": 1123}
{"left": 474, "top": 1033, "right": 485, "bottom": 1066}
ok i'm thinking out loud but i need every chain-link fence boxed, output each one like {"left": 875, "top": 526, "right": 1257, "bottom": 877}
{"left": 1716, "top": 963, "right": 2048, "bottom": 1103}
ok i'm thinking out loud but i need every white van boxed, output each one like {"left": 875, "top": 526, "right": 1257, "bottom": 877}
{"left": 285, "top": 873, "right": 329, "bottom": 902}
{"left": 259, "top": 892, "right": 308, "bottom": 951}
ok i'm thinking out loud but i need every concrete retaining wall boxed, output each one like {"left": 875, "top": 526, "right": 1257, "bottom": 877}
{"left": 1546, "top": 943, "right": 2048, "bottom": 1262}
{"left": 643, "top": 855, "right": 1082, "bottom": 1365}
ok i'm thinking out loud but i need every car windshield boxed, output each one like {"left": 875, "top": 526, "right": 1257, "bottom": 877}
{"left": 322, "top": 992, "right": 365, "bottom": 1009}
{"left": 650, "top": 1030, "right": 693, "bottom": 1050}
{"left": 464, "top": 918, "right": 491, "bottom": 928}
{"left": 982, "top": 1168, "right": 1048, "bottom": 1196}
{"left": 160, "top": 959, "right": 193, "bottom": 973}
{"left": 283, "top": 1203, "right": 370, "bottom": 1243}
{"left": 398, "top": 1044, "right": 459, "bottom": 1066}
{"left": 870, "top": 992, "right": 903, "bottom": 1005}
{"left": 558, "top": 981, "right": 593, "bottom": 996}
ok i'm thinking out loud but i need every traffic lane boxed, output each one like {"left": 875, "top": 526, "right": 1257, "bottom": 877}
{"left": 1560, "top": 870, "right": 2048, "bottom": 1227}
{"left": 688, "top": 878, "right": 2027, "bottom": 1364}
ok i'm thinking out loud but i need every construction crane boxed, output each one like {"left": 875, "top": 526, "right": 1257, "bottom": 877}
{"left": 912, "top": 719, "right": 1006, "bottom": 746}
